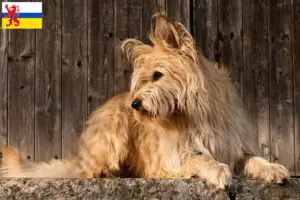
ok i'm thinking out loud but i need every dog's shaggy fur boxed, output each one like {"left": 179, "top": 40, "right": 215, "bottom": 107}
{"left": 0, "top": 13, "right": 289, "bottom": 189}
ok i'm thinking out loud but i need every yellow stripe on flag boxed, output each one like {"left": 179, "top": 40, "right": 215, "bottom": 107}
{"left": 2, "top": 18, "right": 42, "bottom": 29}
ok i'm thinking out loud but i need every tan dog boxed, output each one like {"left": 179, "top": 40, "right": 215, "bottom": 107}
{"left": 0, "top": 13, "right": 289, "bottom": 189}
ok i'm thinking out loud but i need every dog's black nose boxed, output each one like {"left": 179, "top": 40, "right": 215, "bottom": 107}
{"left": 131, "top": 99, "right": 141, "bottom": 110}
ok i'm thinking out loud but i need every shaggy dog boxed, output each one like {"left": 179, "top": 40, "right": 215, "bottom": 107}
{"left": 1, "top": 13, "right": 289, "bottom": 189}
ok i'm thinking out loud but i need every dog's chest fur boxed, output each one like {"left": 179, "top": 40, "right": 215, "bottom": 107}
{"left": 127, "top": 106, "right": 230, "bottom": 176}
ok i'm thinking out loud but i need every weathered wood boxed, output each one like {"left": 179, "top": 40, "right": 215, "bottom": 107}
{"left": 7, "top": 0, "right": 35, "bottom": 161}
{"left": 35, "top": 0, "right": 62, "bottom": 162}
{"left": 141, "top": 0, "right": 166, "bottom": 44}
{"left": 193, "top": 0, "right": 218, "bottom": 61}
{"left": 0, "top": 3, "right": 8, "bottom": 148}
{"left": 166, "top": 0, "right": 190, "bottom": 31}
{"left": 269, "top": 0, "right": 294, "bottom": 175}
{"left": 88, "top": 0, "right": 115, "bottom": 114}
{"left": 114, "top": 0, "right": 141, "bottom": 95}
{"left": 242, "top": 0, "right": 270, "bottom": 161}
{"left": 0, "top": 178, "right": 299, "bottom": 200}
{"left": 293, "top": 0, "right": 300, "bottom": 176}
{"left": 62, "top": 0, "right": 88, "bottom": 158}
{"left": 218, "top": 0, "right": 244, "bottom": 99}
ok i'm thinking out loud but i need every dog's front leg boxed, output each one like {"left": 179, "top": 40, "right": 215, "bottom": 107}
{"left": 180, "top": 154, "right": 232, "bottom": 189}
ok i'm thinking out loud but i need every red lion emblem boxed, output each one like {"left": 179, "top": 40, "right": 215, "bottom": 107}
{"left": 4, "top": 4, "right": 20, "bottom": 27}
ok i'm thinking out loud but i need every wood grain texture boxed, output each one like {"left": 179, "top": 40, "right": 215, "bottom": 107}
{"left": 269, "top": 0, "right": 294, "bottom": 175}
{"left": 218, "top": 0, "right": 244, "bottom": 99}
{"left": 88, "top": 0, "right": 115, "bottom": 114}
{"left": 193, "top": 0, "right": 218, "bottom": 61}
{"left": 242, "top": 0, "right": 270, "bottom": 161}
{"left": 35, "top": 0, "right": 62, "bottom": 161}
{"left": 293, "top": 0, "right": 300, "bottom": 176}
{"left": 0, "top": 25, "right": 8, "bottom": 148}
{"left": 7, "top": 0, "right": 36, "bottom": 161}
{"left": 62, "top": 0, "right": 88, "bottom": 159}
{"left": 114, "top": 0, "right": 141, "bottom": 95}
{"left": 141, "top": 0, "right": 166, "bottom": 44}
{"left": 166, "top": 0, "right": 190, "bottom": 31}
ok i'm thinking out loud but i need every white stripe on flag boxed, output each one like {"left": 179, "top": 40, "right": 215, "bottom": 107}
{"left": 2, "top": 2, "right": 42, "bottom": 13}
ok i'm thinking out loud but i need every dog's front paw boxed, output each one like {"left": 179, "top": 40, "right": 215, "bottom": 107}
{"left": 206, "top": 163, "right": 232, "bottom": 190}
{"left": 244, "top": 157, "right": 290, "bottom": 184}
{"left": 262, "top": 163, "right": 290, "bottom": 183}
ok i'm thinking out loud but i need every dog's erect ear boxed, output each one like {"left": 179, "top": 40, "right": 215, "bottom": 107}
{"left": 151, "top": 13, "right": 181, "bottom": 48}
{"left": 150, "top": 13, "right": 194, "bottom": 50}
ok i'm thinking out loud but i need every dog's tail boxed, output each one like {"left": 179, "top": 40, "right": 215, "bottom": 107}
{"left": 0, "top": 146, "right": 81, "bottom": 178}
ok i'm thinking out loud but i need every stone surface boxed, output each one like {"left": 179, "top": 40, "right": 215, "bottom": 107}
{"left": 0, "top": 178, "right": 299, "bottom": 200}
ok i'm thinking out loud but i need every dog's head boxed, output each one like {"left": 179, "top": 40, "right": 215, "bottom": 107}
{"left": 121, "top": 13, "right": 206, "bottom": 117}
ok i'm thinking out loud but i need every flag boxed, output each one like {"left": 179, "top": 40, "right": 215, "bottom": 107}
{"left": 1, "top": 2, "right": 42, "bottom": 29}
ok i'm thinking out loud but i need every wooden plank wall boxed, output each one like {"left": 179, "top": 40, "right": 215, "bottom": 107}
{"left": 268, "top": 0, "right": 294, "bottom": 175}
{"left": 7, "top": 0, "right": 36, "bottom": 161}
{"left": 294, "top": 0, "right": 300, "bottom": 178}
{"left": 0, "top": 1, "right": 8, "bottom": 149}
{"left": 0, "top": 0, "right": 299, "bottom": 176}
{"left": 242, "top": 0, "right": 270, "bottom": 163}
{"left": 35, "top": 0, "right": 62, "bottom": 161}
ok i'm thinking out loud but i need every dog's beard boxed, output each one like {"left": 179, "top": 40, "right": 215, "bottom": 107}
{"left": 134, "top": 85, "right": 178, "bottom": 117}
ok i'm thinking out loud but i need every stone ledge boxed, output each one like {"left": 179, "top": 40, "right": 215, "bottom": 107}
{"left": 0, "top": 178, "right": 299, "bottom": 200}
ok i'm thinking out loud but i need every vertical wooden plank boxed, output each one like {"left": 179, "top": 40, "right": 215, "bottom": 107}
{"left": 0, "top": 18, "right": 8, "bottom": 148}
{"left": 114, "top": 0, "right": 141, "bottom": 95}
{"left": 7, "top": 0, "right": 36, "bottom": 161}
{"left": 269, "top": 0, "right": 294, "bottom": 175}
{"left": 141, "top": 0, "right": 166, "bottom": 44}
{"left": 193, "top": 0, "right": 218, "bottom": 61}
{"left": 218, "top": 0, "right": 244, "bottom": 98}
{"left": 293, "top": 0, "right": 300, "bottom": 176}
{"left": 62, "top": 0, "right": 88, "bottom": 158}
{"left": 166, "top": 0, "right": 190, "bottom": 30}
{"left": 243, "top": 0, "right": 270, "bottom": 161}
{"left": 88, "top": 0, "right": 115, "bottom": 114}
{"left": 35, "top": 0, "right": 62, "bottom": 161}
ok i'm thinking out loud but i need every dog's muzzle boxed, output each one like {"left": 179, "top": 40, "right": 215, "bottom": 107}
{"left": 131, "top": 99, "right": 141, "bottom": 111}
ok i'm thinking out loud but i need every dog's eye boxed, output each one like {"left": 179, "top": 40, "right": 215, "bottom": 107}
{"left": 153, "top": 71, "right": 163, "bottom": 81}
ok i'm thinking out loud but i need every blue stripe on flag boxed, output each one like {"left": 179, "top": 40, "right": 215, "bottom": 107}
{"left": 2, "top": 13, "right": 42, "bottom": 18}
